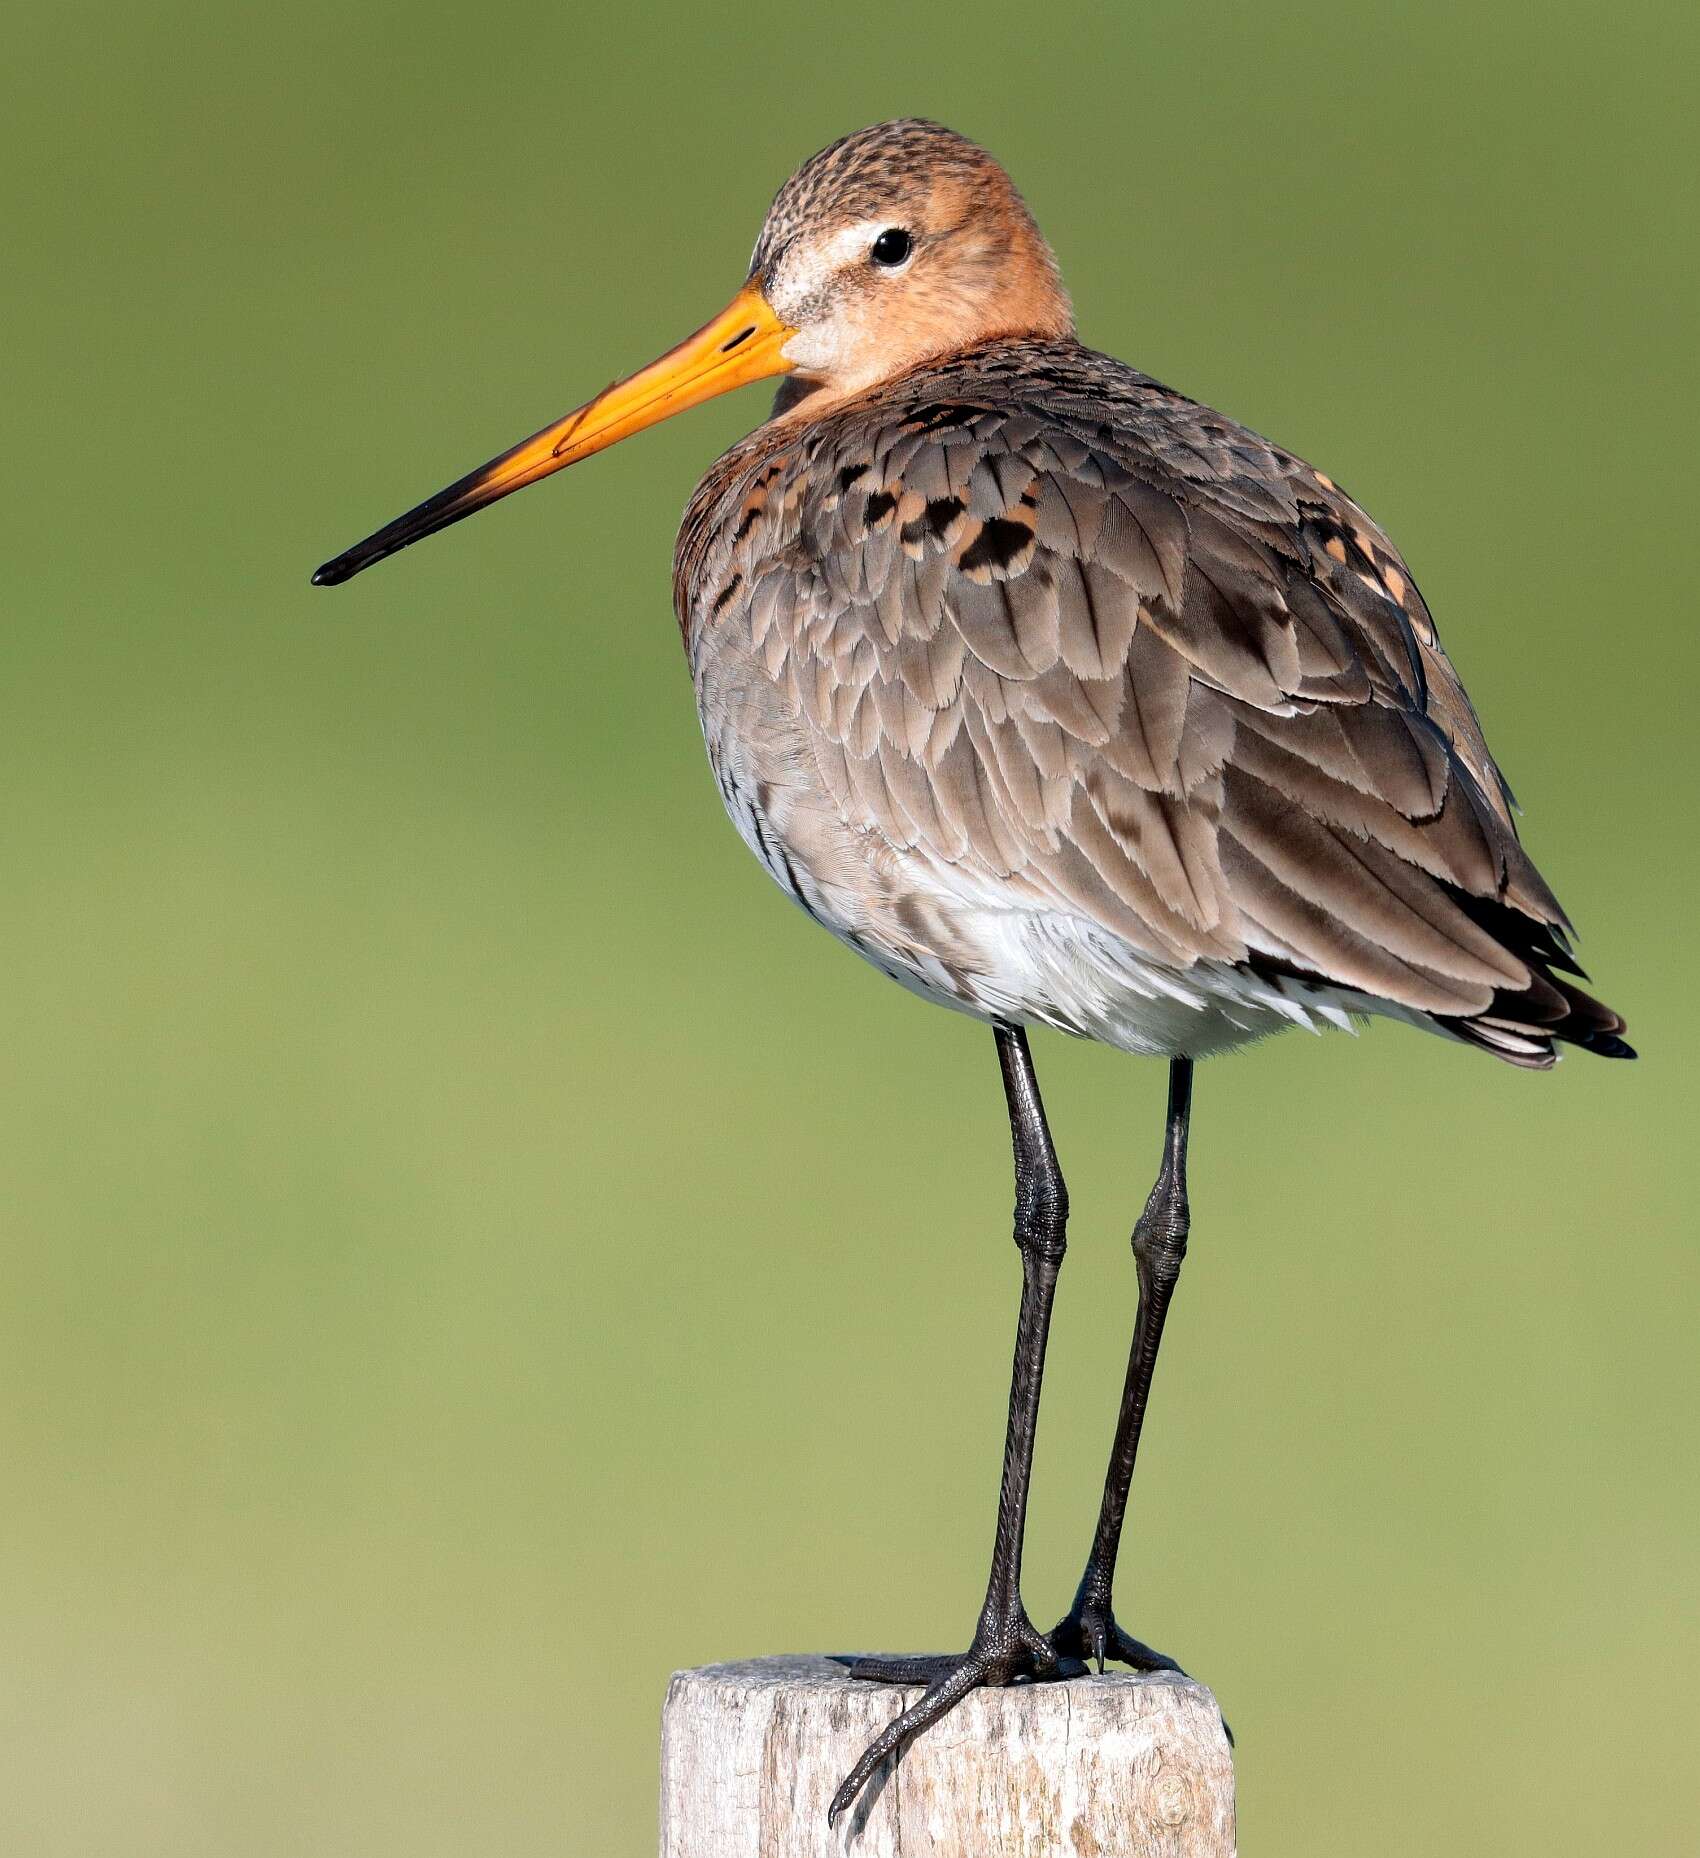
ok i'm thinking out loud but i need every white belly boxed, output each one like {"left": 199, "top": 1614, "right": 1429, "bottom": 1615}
{"left": 709, "top": 736, "right": 1373, "bottom": 1060}
{"left": 843, "top": 864, "right": 1378, "bottom": 1058}
{"left": 695, "top": 626, "right": 1404, "bottom": 1062}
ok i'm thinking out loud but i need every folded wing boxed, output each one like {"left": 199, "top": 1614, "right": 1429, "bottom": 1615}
{"left": 697, "top": 354, "right": 1630, "bottom": 1065}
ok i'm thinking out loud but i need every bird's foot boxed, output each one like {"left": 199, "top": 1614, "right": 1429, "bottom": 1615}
{"left": 1050, "top": 1598, "right": 1231, "bottom": 1744}
{"left": 829, "top": 1609, "right": 1058, "bottom": 1825}
{"left": 1048, "top": 1597, "right": 1187, "bottom": 1678}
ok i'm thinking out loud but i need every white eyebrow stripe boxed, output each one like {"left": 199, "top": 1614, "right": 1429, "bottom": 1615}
{"left": 807, "top": 219, "right": 886, "bottom": 269}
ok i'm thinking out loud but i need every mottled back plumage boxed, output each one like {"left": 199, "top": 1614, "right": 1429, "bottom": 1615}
{"left": 680, "top": 323, "right": 1629, "bottom": 1066}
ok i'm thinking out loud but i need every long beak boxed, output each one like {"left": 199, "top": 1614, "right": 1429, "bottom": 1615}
{"left": 311, "top": 280, "right": 794, "bottom": 587}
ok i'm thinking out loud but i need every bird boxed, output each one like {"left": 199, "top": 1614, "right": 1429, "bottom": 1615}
{"left": 312, "top": 117, "right": 1634, "bottom": 1823}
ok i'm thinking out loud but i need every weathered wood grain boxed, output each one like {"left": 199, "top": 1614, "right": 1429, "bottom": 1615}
{"left": 660, "top": 1654, "right": 1234, "bottom": 1856}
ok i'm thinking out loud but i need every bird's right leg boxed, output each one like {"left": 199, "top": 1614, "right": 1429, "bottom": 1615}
{"left": 828, "top": 1022, "right": 1067, "bottom": 1826}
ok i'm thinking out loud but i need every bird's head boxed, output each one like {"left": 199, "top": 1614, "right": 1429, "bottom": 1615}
{"left": 752, "top": 118, "right": 1074, "bottom": 410}
{"left": 313, "top": 119, "right": 1070, "bottom": 586}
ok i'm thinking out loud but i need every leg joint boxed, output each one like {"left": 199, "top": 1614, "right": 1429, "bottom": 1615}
{"left": 1013, "top": 1161, "right": 1068, "bottom": 1261}
{"left": 1131, "top": 1184, "right": 1188, "bottom": 1280}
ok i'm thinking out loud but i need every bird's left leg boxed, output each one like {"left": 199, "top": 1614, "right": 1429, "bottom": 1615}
{"left": 828, "top": 1023, "right": 1066, "bottom": 1825}
{"left": 1050, "top": 1056, "right": 1196, "bottom": 1679}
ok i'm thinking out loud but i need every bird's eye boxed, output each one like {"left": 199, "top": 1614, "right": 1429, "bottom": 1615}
{"left": 870, "top": 228, "right": 913, "bottom": 267}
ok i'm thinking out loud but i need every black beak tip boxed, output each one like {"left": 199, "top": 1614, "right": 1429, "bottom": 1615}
{"left": 311, "top": 558, "right": 349, "bottom": 587}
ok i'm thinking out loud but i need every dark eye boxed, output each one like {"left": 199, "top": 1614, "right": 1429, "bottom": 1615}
{"left": 870, "top": 227, "right": 913, "bottom": 267}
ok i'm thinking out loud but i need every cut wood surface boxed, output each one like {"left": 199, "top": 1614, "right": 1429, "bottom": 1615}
{"left": 659, "top": 1654, "right": 1235, "bottom": 1857}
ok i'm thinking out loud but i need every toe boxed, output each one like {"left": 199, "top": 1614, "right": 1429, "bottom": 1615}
{"left": 1015, "top": 1618, "right": 1060, "bottom": 1674}
{"left": 829, "top": 1660, "right": 983, "bottom": 1825}
{"left": 827, "top": 1623, "right": 1061, "bottom": 1826}
{"left": 1109, "top": 1627, "right": 1186, "bottom": 1677}
{"left": 844, "top": 1653, "right": 959, "bottom": 1685}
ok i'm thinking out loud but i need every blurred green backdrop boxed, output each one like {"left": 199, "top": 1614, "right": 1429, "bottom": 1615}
{"left": 3, "top": 3, "right": 1694, "bottom": 1853}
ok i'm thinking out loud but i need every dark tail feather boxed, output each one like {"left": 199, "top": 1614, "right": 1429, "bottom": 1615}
{"left": 1546, "top": 975, "right": 1636, "bottom": 1058}
{"left": 1447, "top": 970, "right": 1635, "bottom": 1069}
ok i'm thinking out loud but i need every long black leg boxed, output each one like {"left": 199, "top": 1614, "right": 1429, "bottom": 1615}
{"left": 1052, "top": 1057, "right": 1194, "bottom": 1675}
{"left": 829, "top": 1023, "right": 1067, "bottom": 1825}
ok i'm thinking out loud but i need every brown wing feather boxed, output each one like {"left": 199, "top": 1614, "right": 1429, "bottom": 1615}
{"left": 680, "top": 339, "right": 1630, "bottom": 1063}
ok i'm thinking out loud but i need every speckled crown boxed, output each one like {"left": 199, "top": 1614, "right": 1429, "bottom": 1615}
{"left": 751, "top": 119, "right": 1021, "bottom": 274}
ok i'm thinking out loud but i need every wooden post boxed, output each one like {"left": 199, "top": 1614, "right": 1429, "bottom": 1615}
{"left": 659, "top": 1655, "right": 1235, "bottom": 1856}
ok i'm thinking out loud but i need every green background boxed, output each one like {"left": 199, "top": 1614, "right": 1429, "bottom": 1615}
{"left": 3, "top": 3, "right": 1694, "bottom": 1853}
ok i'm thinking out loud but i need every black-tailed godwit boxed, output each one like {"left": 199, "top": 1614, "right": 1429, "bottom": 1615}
{"left": 314, "top": 118, "right": 1633, "bottom": 1822}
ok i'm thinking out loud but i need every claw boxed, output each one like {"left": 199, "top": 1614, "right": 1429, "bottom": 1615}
{"left": 1051, "top": 1606, "right": 1188, "bottom": 1681}
{"left": 1050, "top": 1607, "right": 1229, "bottom": 1739}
